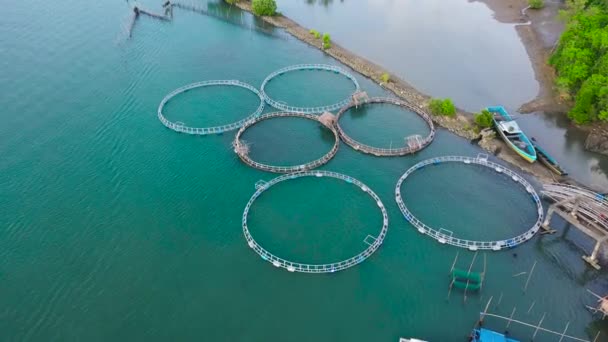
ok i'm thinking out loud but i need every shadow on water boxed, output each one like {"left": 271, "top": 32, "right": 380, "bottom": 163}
{"left": 345, "top": 105, "right": 369, "bottom": 120}
{"left": 318, "top": 125, "right": 335, "bottom": 143}
{"left": 305, "top": 0, "right": 345, "bottom": 6}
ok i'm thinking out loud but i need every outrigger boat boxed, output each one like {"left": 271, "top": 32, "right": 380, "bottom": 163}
{"left": 531, "top": 137, "right": 568, "bottom": 176}
{"left": 488, "top": 106, "right": 537, "bottom": 163}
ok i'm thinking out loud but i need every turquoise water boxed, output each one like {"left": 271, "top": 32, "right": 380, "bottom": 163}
{"left": 2, "top": 0, "right": 608, "bottom": 341}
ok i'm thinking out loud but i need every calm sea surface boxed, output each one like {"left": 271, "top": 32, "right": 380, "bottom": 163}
{"left": 1, "top": 0, "right": 608, "bottom": 340}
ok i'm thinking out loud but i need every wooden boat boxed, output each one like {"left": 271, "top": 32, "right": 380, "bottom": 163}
{"left": 488, "top": 106, "right": 537, "bottom": 163}
{"left": 531, "top": 138, "right": 568, "bottom": 176}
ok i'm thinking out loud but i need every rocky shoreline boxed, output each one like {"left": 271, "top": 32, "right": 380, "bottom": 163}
{"left": 233, "top": 0, "right": 562, "bottom": 183}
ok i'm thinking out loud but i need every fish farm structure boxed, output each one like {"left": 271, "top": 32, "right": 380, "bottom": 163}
{"left": 395, "top": 154, "right": 544, "bottom": 251}
{"left": 242, "top": 171, "right": 388, "bottom": 273}
{"left": 335, "top": 97, "right": 435, "bottom": 156}
{"left": 232, "top": 112, "right": 339, "bottom": 173}
{"left": 260, "top": 64, "right": 360, "bottom": 113}
{"left": 157, "top": 80, "right": 264, "bottom": 135}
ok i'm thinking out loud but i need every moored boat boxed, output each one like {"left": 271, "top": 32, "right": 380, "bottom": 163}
{"left": 531, "top": 137, "right": 568, "bottom": 176}
{"left": 488, "top": 106, "right": 537, "bottom": 163}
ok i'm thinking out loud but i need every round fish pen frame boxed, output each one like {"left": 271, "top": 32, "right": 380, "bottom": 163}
{"left": 242, "top": 171, "right": 389, "bottom": 273}
{"left": 395, "top": 155, "right": 544, "bottom": 251}
{"left": 233, "top": 112, "right": 339, "bottom": 173}
{"left": 157, "top": 80, "right": 264, "bottom": 135}
{"left": 260, "top": 64, "right": 360, "bottom": 114}
{"left": 335, "top": 97, "right": 436, "bottom": 156}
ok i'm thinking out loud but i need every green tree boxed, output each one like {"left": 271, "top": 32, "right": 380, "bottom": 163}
{"left": 529, "top": 0, "right": 545, "bottom": 9}
{"left": 429, "top": 98, "right": 456, "bottom": 117}
{"left": 252, "top": 0, "right": 277, "bottom": 16}
{"left": 474, "top": 109, "right": 494, "bottom": 128}
{"left": 322, "top": 33, "right": 331, "bottom": 49}
{"left": 380, "top": 73, "right": 390, "bottom": 83}
{"left": 550, "top": 0, "right": 608, "bottom": 123}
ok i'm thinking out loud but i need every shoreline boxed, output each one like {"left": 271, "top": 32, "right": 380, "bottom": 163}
{"left": 476, "top": 0, "right": 569, "bottom": 114}
{"left": 234, "top": 0, "right": 563, "bottom": 184}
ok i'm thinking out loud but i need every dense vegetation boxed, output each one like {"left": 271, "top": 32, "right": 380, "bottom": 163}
{"left": 224, "top": 0, "right": 238, "bottom": 5}
{"left": 429, "top": 98, "right": 456, "bottom": 117}
{"left": 550, "top": 0, "right": 608, "bottom": 124}
{"left": 252, "top": 0, "right": 277, "bottom": 16}
{"left": 309, "top": 29, "right": 321, "bottom": 39}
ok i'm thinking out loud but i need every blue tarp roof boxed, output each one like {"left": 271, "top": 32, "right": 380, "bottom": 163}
{"left": 476, "top": 328, "right": 520, "bottom": 342}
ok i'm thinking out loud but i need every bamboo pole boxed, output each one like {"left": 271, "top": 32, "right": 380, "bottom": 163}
{"left": 527, "top": 300, "right": 536, "bottom": 314}
{"left": 558, "top": 322, "right": 570, "bottom": 342}
{"left": 506, "top": 307, "right": 516, "bottom": 328}
{"left": 523, "top": 261, "right": 537, "bottom": 293}
{"left": 532, "top": 313, "right": 546, "bottom": 339}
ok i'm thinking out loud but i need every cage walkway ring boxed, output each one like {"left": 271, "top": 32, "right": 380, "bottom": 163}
{"left": 260, "top": 64, "right": 360, "bottom": 114}
{"left": 335, "top": 97, "right": 435, "bottom": 156}
{"left": 395, "top": 155, "right": 543, "bottom": 251}
{"left": 233, "top": 112, "right": 339, "bottom": 173}
{"left": 243, "top": 170, "right": 389, "bottom": 273}
{"left": 158, "top": 80, "right": 264, "bottom": 135}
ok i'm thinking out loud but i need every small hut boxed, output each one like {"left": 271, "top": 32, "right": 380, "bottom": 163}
{"left": 318, "top": 111, "right": 336, "bottom": 129}
{"left": 351, "top": 91, "right": 369, "bottom": 107}
{"left": 586, "top": 289, "right": 608, "bottom": 319}
{"left": 233, "top": 140, "right": 250, "bottom": 156}
{"left": 406, "top": 135, "right": 423, "bottom": 151}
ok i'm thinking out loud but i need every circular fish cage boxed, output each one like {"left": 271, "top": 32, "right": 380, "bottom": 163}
{"left": 260, "top": 64, "right": 360, "bottom": 114}
{"left": 233, "top": 112, "right": 340, "bottom": 173}
{"left": 242, "top": 171, "right": 389, "bottom": 273}
{"left": 157, "top": 80, "right": 264, "bottom": 135}
{"left": 394, "top": 155, "right": 544, "bottom": 251}
{"left": 335, "top": 97, "right": 436, "bottom": 156}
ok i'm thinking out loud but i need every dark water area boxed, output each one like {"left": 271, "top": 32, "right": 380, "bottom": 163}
{"left": 276, "top": 0, "right": 608, "bottom": 190}
{"left": 2, "top": 0, "right": 608, "bottom": 341}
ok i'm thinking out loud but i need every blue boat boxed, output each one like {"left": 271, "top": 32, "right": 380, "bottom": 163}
{"left": 488, "top": 106, "right": 537, "bottom": 163}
